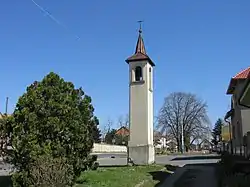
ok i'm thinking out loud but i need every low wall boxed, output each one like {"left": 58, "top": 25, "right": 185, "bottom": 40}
{"left": 92, "top": 143, "right": 127, "bottom": 153}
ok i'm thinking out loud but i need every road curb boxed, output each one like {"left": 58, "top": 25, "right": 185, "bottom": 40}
{"left": 91, "top": 152, "right": 127, "bottom": 155}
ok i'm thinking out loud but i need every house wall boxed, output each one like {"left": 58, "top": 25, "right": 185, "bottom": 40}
{"left": 231, "top": 80, "right": 250, "bottom": 149}
{"left": 241, "top": 110, "right": 250, "bottom": 136}
{"left": 155, "top": 137, "right": 166, "bottom": 149}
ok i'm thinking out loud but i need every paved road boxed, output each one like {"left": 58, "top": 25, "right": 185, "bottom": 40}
{"left": 160, "top": 163, "right": 218, "bottom": 187}
{"left": 95, "top": 153, "right": 220, "bottom": 167}
{"left": 0, "top": 153, "right": 220, "bottom": 176}
{"left": 96, "top": 153, "right": 220, "bottom": 187}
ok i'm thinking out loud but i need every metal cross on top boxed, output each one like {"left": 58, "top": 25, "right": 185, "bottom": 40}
{"left": 137, "top": 20, "right": 144, "bottom": 33}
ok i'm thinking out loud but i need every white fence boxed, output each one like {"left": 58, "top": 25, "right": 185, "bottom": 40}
{"left": 92, "top": 143, "right": 127, "bottom": 153}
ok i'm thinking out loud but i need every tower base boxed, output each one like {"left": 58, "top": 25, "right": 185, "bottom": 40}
{"left": 128, "top": 144, "right": 155, "bottom": 165}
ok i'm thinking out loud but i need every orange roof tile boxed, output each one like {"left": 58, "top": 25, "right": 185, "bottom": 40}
{"left": 227, "top": 67, "right": 250, "bottom": 94}
{"left": 115, "top": 126, "right": 129, "bottom": 136}
{"left": 233, "top": 67, "right": 250, "bottom": 79}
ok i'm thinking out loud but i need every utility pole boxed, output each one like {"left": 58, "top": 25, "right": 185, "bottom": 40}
{"left": 5, "top": 97, "right": 8, "bottom": 114}
{"left": 181, "top": 124, "right": 185, "bottom": 153}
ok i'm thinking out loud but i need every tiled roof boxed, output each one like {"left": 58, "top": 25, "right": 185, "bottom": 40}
{"left": 233, "top": 67, "right": 250, "bottom": 79}
{"left": 227, "top": 67, "right": 250, "bottom": 94}
{"left": 126, "top": 52, "right": 150, "bottom": 62}
{"left": 115, "top": 126, "right": 129, "bottom": 136}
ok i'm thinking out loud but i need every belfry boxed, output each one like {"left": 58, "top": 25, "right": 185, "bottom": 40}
{"left": 126, "top": 24, "right": 155, "bottom": 165}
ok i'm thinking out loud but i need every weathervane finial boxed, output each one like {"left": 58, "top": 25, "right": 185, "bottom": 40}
{"left": 137, "top": 20, "right": 143, "bottom": 33}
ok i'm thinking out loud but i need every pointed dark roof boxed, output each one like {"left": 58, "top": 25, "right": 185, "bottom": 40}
{"left": 126, "top": 29, "right": 155, "bottom": 66}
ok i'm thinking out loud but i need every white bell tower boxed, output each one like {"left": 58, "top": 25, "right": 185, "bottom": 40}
{"left": 125, "top": 25, "right": 155, "bottom": 165}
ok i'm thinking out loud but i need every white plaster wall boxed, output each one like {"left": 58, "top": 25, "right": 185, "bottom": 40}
{"left": 129, "top": 61, "right": 148, "bottom": 146}
{"left": 231, "top": 80, "right": 245, "bottom": 146}
{"left": 241, "top": 109, "right": 250, "bottom": 136}
{"left": 128, "top": 61, "right": 154, "bottom": 146}
{"left": 155, "top": 137, "right": 166, "bottom": 149}
{"left": 92, "top": 143, "right": 127, "bottom": 153}
{"left": 147, "top": 63, "right": 154, "bottom": 146}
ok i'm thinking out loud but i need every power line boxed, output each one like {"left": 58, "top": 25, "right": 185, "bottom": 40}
{"left": 30, "top": 0, "right": 80, "bottom": 40}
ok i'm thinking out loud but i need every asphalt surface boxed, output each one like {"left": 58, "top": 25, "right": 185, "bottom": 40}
{"left": 0, "top": 153, "right": 220, "bottom": 176}
{"left": 95, "top": 153, "right": 220, "bottom": 167}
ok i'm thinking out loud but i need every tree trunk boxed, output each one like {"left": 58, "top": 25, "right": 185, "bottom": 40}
{"left": 176, "top": 138, "right": 181, "bottom": 152}
{"left": 184, "top": 135, "right": 190, "bottom": 152}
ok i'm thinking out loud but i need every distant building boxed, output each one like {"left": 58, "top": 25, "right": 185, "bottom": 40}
{"left": 153, "top": 131, "right": 178, "bottom": 151}
{"left": 0, "top": 114, "right": 11, "bottom": 119}
{"left": 154, "top": 131, "right": 166, "bottom": 149}
{"left": 115, "top": 126, "right": 129, "bottom": 136}
{"left": 199, "top": 139, "right": 212, "bottom": 150}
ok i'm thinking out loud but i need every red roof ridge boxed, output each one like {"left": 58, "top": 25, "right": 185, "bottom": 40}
{"left": 227, "top": 66, "right": 250, "bottom": 94}
{"left": 232, "top": 66, "right": 250, "bottom": 79}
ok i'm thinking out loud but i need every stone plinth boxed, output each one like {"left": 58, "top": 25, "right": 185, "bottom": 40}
{"left": 128, "top": 144, "right": 155, "bottom": 165}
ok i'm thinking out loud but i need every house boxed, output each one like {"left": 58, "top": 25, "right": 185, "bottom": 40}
{"left": 225, "top": 67, "right": 250, "bottom": 154}
{"left": 239, "top": 72, "right": 250, "bottom": 107}
{"left": 115, "top": 127, "right": 178, "bottom": 150}
{"left": 199, "top": 139, "right": 212, "bottom": 150}
{"left": 153, "top": 131, "right": 178, "bottom": 151}
{"left": 154, "top": 131, "right": 166, "bottom": 149}
{"left": 115, "top": 126, "right": 129, "bottom": 136}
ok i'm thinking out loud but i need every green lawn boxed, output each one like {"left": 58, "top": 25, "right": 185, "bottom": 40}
{"left": 75, "top": 165, "right": 171, "bottom": 187}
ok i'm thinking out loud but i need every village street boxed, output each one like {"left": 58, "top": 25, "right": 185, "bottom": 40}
{"left": 0, "top": 152, "right": 220, "bottom": 187}
{"left": 96, "top": 153, "right": 220, "bottom": 187}
{"left": 96, "top": 152, "right": 220, "bottom": 167}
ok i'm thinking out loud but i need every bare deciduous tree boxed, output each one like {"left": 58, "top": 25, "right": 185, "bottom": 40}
{"left": 117, "top": 114, "right": 129, "bottom": 129}
{"left": 157, "top": 92, "right": 211, "bottom": 152}
{"left": 102, "top": 118, "right": 113, "bottom": 142}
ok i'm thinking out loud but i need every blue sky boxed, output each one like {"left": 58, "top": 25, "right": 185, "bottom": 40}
{"left": 0, "top": 0, "right": 250, "bottom": 130}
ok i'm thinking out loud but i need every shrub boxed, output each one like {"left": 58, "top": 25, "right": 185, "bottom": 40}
{"left": 86, "top": 155, "right": 99, "bottom": 170}
{"left": 9, "top": 72, "right": 99, "bottom": 186}
{"left": 12, "top": 155, "right": 74, "bottom": 187}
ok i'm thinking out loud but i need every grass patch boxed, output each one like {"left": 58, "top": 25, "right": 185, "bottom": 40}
{"left": 75, "top": 165, "right": 171, "bottom": 187}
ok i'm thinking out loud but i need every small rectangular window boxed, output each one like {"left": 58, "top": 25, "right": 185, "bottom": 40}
{"left": 149, "top": 67, "right": 152, "bottom": 90}
{"left": 135, "top": 66, "right": 143, "bottom": 81}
